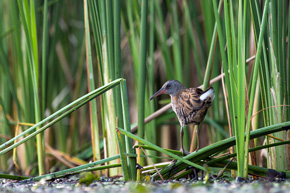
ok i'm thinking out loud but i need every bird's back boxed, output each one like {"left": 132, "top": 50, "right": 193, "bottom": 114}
{"left": 171, "top": 87, "right": 214, "bottom": 127}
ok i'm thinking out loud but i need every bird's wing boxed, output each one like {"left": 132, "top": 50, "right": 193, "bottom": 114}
{"left": 175, "top": 88, "right": 204, "bottom": 118}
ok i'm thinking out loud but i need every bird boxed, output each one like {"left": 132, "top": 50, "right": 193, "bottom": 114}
{"left": 150, "top": 80, "right": 215, "bottom": 155}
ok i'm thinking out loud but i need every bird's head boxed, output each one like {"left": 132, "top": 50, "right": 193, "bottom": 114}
{"left": 150, "top": 80, "right": 186, "bottom": 100}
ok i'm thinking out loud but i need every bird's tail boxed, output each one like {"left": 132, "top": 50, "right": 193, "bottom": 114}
{"left": 200, "top": 87, "right": 215, "bottom": 102}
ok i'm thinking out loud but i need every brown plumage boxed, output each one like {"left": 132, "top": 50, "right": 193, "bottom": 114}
{"left": 150, "top": 80, "right": 215, "bottom": 155}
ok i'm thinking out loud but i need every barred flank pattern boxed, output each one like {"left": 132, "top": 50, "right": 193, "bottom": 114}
{"left": 172, "top": 87, "right": 214, "bottom": 127}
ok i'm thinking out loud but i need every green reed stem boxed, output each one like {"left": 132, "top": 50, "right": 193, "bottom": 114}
{"left": 137, "top": 0, "right": 148, "bottom": 166}
{"left": 84, "top": 0, "right": 101, "bottom": 164}
{"left": 0, "top": 79, "right": 122, "bottom": 154}
{"left": 117, "top": 127, "right": 206, "bottom": 172}
{"left": 17, "top": 0, "right": 45, "bottom": 175}
{"left": 244, "top": 0, "right": 269, "bottom": 178}
{"left": 29, "top": 155, "right": 120, "bottom": 181}
{"left": 116, "top": 129, "right": 129, "bottom": 181}
{"left": 41, "top": 0, "right": 48, "bottom": 119}
{"left": 120, "top": 79, "right": 137, "bottom": 180}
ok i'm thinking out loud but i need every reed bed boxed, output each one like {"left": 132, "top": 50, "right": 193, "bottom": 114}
{"left": 0, "top": 0, "right": 289, "bottom": 181}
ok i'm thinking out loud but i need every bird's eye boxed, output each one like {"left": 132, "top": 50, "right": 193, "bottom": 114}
{"left": 166, "top": 84, "right": 171, "bottom": 89}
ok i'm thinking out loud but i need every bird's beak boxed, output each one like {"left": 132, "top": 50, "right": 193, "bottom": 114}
{"left": 150, "top": 88, "right": 166, "bottom": 100}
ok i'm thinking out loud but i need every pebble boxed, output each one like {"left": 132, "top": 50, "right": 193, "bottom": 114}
{"left": 1, "top": 176, "right": 290, "bottom": 193}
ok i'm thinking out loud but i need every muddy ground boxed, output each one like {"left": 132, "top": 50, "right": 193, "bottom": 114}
{"left": 1, "top": 176, "right": 290, "bottom": 193}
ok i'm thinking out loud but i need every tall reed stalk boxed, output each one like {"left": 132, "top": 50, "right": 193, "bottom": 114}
{"left": 17, "top": 0, "right": 45, "bottom": 175}
{"left": 137, "top": 0, "right": 148, "bottom": 165}
{"left": 84, "top": 0, "right": 101, "bottom": 174}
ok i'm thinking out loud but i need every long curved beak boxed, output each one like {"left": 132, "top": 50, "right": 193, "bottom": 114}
{"left": 150, "top": 88, "right": 166, "bottom": 100}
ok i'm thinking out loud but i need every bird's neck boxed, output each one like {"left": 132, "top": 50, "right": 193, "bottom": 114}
{"left": 170, "top": 95, "right": 178, "bottom": 107}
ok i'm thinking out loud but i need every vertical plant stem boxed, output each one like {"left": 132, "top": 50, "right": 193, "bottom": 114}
{"left": 154, "top": 1, "right": 174, "bottom": 79}
{"left": 113, "top": 0, "right": 123, "bottom": 130}
{"left": 146, "top": 0, "right": 157, "bottom": 163}
{"left": 0, "top": 96, "right": 9, "bottom": 170}
{"left": 124, "top": 0, "right": 140, "bottom": 74}
{"left": 203, "top": 0, "right": 222, "bottom": 89}
{"left": 201, "top": 1, "right": 215, "bottom": 48}
{"left": 116, "top": 129, "right": 129, "bottom": 181}
{"left": 84, "top": 0, "right": 101, "bottom": 167}
{"left": 113, "top": 0, "right": 127, "bottom": 177}
{"left": 105, "top": 0, "right": 115, "bottom": 80}
{"left": 7, "top": 1, "right": 34, "bottom": 170}
{"left": 237, "top": 0, "right": 246, "bottom": 178}
{"left": 17, "top": 0, "right": 45, "bottom": 175}
{"left": 268, "top": 0, "right": 285, "bottom": 171}
{"left": 183, "top": 0, "right": 203, "bottom": 84}
{"left": 288, "top": 2, "right": 290, "bottom": 121}
{"left": 204, "top": 1, "right": 223, "bottom": 144}
{"left": 171, "top": 0, "right": 183, "bottom": 82}
{"left": 31, "top": 0, "right": 44, "bottom": 176}
{"left": 189, "top": 1, "right": 207, "bottom": 69}
{"left": 223, "top": 0, "right": 240, "bottom": 177}
{"left": 120, "top": 80, "right": 136, "bottom": 180}
{"left": 212, "top": 0, "right": 245, "bottom": 177}
{"left": 100, "top": 0, "right": 119, "bottom": 176}
{"left": 244, "top": 0, "right": 270, "bottom": 178}
{"left": 183, "top": 11, "right": 190, "bottom": 87}
{"left": 41, "top": 0, "right": 48, "bottom": 119}
{"left": 137, "top": 0, "right": 148, "bottom": 165}
{"left": 250, "top": 0, "right": 275, "bottom": 170}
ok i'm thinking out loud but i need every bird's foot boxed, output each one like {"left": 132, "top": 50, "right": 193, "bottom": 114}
{"left": 136, "top": 163, "right": 143, "bottom": 169}
{"left": 192, "top": 146, "right": 200, "bottom": 153}
{"left": 166, "top": 148, "right": 190, "bottom": 177}
{"left": 167, "top": 160, "right": 178, "bottom": 177}
{"left": 181, "top": 148, "right": 190, "bottom": 156}
{"left": 182, "top": 150, "right": 190, "bottom": 155}
{"left": 186, "top": 166, "right": 200, "bottom": 181}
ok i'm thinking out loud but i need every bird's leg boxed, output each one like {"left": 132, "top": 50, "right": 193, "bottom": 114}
{"left": 180, "top": 126, "right": 189, "bottom": 155}
{"left": 194, "top": 125, "right": 200, "bottom": 152}
{"left": 167, "top": 126, "right": 187, "bottom": 177}
{"left": 168, "top": 160, "right": 178, "bottom": 177}
{"left": 186, "top": 166, "right": 199, "bottom": 181}
{"left": 167, "top": 126, "right": 188, "bottom": 178}
{"left": 180, "top": 126, "right": 184, "bottom": 154}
